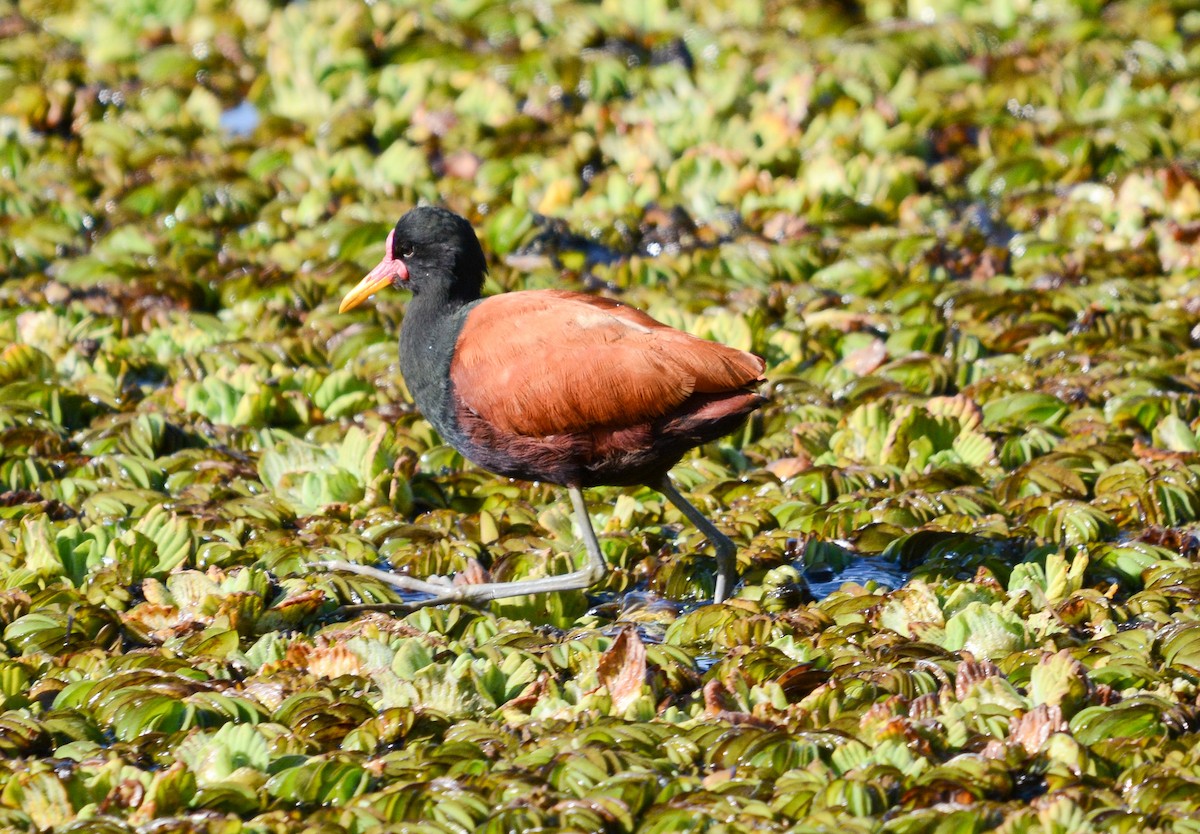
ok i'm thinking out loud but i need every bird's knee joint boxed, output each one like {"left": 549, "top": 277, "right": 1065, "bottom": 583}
{"left": 580, "top": 559, "right": 607, "bottom": 587}
{"left": 713, "top": 536, "right": 736, "bottom": 561}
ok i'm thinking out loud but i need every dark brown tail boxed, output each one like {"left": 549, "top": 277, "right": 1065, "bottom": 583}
{"left": 658, "top": 390, "right": 766, "bottom": 446}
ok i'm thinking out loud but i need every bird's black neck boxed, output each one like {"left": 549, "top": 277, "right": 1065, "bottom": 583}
{"left": 398, "top": 279, "right": 481, "bottom": 440}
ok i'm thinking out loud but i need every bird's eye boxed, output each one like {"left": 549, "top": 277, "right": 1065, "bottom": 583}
{"left": 401, "top": 244, "right": 415, "bottom": 258}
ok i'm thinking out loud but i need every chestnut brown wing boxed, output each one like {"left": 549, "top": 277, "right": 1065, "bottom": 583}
{"left": 450, "top": 290, "right": 764, "bottom": 437}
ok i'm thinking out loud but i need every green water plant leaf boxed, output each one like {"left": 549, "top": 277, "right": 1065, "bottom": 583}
{"left": 1, "top": 0, "right": 1199, "bottom": 829}
{"left": 265, "top": 758, "right": 372, "bottom": 806}
{"left": 176, "top": 723, "right": 272, "bottom": 786}
{"left": 258, "top": 426, "right": 411, "bottom": 515}
{"left": 941, "top": 602, "right": 1032, "bottom": 660}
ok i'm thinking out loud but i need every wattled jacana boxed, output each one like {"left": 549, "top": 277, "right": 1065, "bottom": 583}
{"left": 329, "top": 207, "right": 765, "bottom": 607}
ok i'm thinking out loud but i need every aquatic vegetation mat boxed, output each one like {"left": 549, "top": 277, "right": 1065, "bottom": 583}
{"left": 2, "top": 0, "right": 1200, "bottom": 830}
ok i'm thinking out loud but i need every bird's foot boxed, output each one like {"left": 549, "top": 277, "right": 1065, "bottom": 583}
{"left": 318, "top": 485, "right": 609, "bottom": 616}
{"left": 315, "top": 560, "right": 466, "bottom": 615}
{"left": 315, "top": 557, "right": 606, "bottom": 615}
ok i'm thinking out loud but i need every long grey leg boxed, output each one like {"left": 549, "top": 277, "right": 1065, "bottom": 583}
{"left": 320, "top": 485, "right": 608, "bottom": 613}
{"left": 656, "top": 475, "right": 737, "bottom": 604}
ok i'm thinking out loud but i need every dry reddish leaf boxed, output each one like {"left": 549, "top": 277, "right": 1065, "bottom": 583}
{"left": 980, "top": 738, "right": 1006, "bottom": 759}
{"left": 701, "top": 769, "right": 738, "bottom": 789}
{"left": 1009, "top": 704, "right": 1066, "bottom": 754}
{"left": 954, "top": 658, "right": 1001, "bottom": 700}
{"left": 453, "top": 557, "right": 491, "bottom": 586}
{"left": 306, "top": 644, "right": 364, "bottom": 679}
{"left": 909, "top": 692, "right": 940, "bottom": 721}
{"left": 597, "top": 627, "right": 647, "bottom": 713}
{"left": 322, "top": 612, "right": 432, "bottom": 642}
{"left": 261, "top": 589, "right": 327, "bottom": 627}
{"left": 411, "top": 105, "right": 457, "bottom": 137}
{"left": 762, "top": 212, "right": 809, "bottom": 241}
{"left": 859, "top": 696, "right": 904, "bottom": 727}
{"left": 1133, "top": 438, "right": 1189, "bottom": 461}
{"left": 775, "top": 663, "right": 830, "bottom": 700}
{"left": 1136, "top": 526, "right": 1200, "bottom": 558}
{"left": 842, "top": 338, "right": 887, "bottom": 376}
{"left": 122, "top": 603, "right": 187, "bottom": 632}
{"left": 284, "top": 642, "right": 312, "bottom": 669}
{"left": 767, "top": 455, "right": 812, "bottom": 480}
{"left": 926, "top": 394, "right": 984, "bottom": 430}
{"left": 443, "top": 150, "right": 481, "bottom": 180}
{"left": 699, "top": 679, "right": 778, "bottom": 727}
{"left": 703, "top": 678, "right": 738, "bottom": 716}
{"left": 500, "top": 671, "right": 551, "bottom": 712}
{"left": 240, "top": 681, "right": 288, "bottom": 712}
{"left": 972, "top": 566, "right": 1006, "bottom": 593}
{"left": 98, "top": 779, "right": 145, "bottom": 814}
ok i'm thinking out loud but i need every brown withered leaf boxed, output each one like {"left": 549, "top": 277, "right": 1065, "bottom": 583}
{"left": 954, "top": 658, "right": 1002, "bottom": 700}
{"left": 121, "top": 604, "right": 197, "bottom": 641}
{"left": 767, "top": 456, "right": 813, "bottom": 480}
{"left": 1136, "top": 527, "right": 1200, "bottom": 559}
{"left": 1009, "top": 704, "right": 1066, "bottom": 755}
{"left": 442, "top": 150, "right": 482, "bottom": 180}
{"left": 283, "top": 642, "right": 313, "bottom": 669}
{"left": 453, "top": 557, "right": 491, "bottom": 586}
{"left": 859, "top": 696, "right": 905, "bottom": 728}
{"left": 703, "top": 678, "right": 738, "bottom": 715}
{"left": 980, "top": 738, "right": 1007, "bottom": 759}
{"left": 306, "top": 643, "right": 364, "bottom": 679}
{"left": 240, "top": 681, "right": 288, "bottom": 712}
{"left": 926, "top": 394, "right": 984, "bottom": 431}
{"left": 500, "top": 672, "right": 552, "bottom": 712}
{"left": 775, "top": 663, "right": 830, "bottom": 700}
{"left": 256, "top": 589, "right": 328, "bottom": 631}
{"left": 598, "top": 627, "right": 647, "bottom": 713}
{"left": 909, "top": 692, "right": 940, "bottom": 722}
{"left": 762, "top": 212, "right": 809, "bottom": 241}
{"left": 0, "top": 590, "right": 32, "bottom": 625}
{"left": 842, "top": 339, "right": 887, "bottom": 376}
{"left": 702, "top": 679, "right": 778, "bottom": 728}
{"left": 98, "top": 779, "right": 146, "bottom": 814}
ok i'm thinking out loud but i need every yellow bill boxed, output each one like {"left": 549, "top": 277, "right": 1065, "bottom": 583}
{"left": 339, "top": 229, "right": 409, "bottom": 312}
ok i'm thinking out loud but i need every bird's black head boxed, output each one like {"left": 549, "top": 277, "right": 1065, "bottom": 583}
{"left": 339, "top": 206, "right": 488, "bottom": 313}
{"left": 391, "top": 206, "right": 488, "bottom": 299}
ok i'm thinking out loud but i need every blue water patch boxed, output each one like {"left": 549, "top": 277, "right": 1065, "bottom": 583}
{"left": 804, "top": 556, "right": 909, "bottom": 599}
{"left": 220, "top": 100, "right": 260, "bottom": 136}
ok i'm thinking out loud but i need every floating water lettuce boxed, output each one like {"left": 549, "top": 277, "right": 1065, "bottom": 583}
{"left": 258, "top": 426, "right": 412, "bottom": 516}
{"left": 0, "top": 0, "right": 1199, "bottom": 830}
